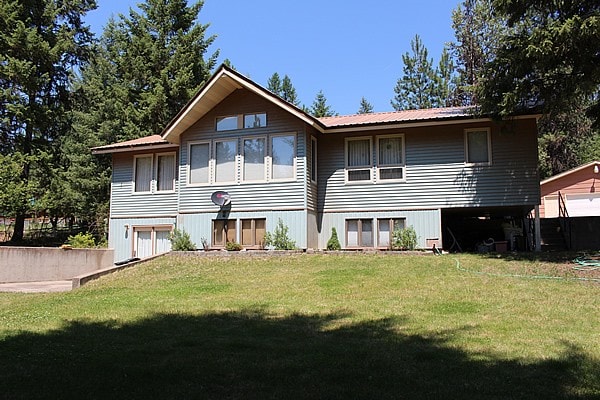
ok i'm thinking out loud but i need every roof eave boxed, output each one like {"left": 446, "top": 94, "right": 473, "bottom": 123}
{"left": 92, "top": 142, "right": 179, "bottom": 155}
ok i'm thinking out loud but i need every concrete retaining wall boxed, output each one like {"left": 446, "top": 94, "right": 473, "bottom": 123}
{"left": 0, "top": 247, "right": 114, "bottom": 283}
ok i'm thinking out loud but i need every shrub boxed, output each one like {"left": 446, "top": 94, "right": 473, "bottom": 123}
{"left": 392, "top": 225, "right": 418, "bottom": 250}
{"left": 264, "top": 218, "right": 296, "bottom": 250}
{"left": 65, "top": 232, "right": 96, "bottom": 248}
{"left": 169, "top": 228, "right": 196, "bottom": 251}
{"left": 326, "top": 227, "right": 341, "bottom": 250}
{"left": 225, "top": 241, "right": 243, "bottom": 251}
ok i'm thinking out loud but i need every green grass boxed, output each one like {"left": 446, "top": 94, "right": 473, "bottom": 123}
{"left": 0, "top": 253, "right": 598, "bottom": 399}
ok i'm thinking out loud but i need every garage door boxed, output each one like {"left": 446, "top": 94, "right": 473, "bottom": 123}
{"left": 566, "top": 194, "right": 600, "bottom": 217}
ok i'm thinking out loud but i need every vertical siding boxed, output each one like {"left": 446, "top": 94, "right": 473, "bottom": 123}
{"left": 110, "top": 153, "right": 178, "bottom": 217}
{"left": 319, "top": 209, "right": 441, "bottom": 249}
{"left": 109, "top": 217, "right": 176, "bottom": 262}
{"left": 179, "top": 210, "right": 307, "bottom": 249}
{"left": 178, "top": 89, "right": 309, "bottom": 212}
{"left": 318, "top": 119, "right": 539, "bottom": 211}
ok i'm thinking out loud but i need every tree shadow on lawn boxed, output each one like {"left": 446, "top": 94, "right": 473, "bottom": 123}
{"left": 1, "top": 310, "right": 597, "bottom": 400}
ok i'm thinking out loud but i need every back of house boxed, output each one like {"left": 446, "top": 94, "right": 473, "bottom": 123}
{"left": 93, "top": 65, "right": 540, "bottom": 261}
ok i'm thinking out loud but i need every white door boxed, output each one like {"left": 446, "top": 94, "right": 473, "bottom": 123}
{"left": 135, "top": 229, "right": 152, "bottom": 258}
{"left": 566, "top": 194, "right": 600, "bottom": 216}
{"left": 155, "top": 229, "right": 172, "bottom": 254}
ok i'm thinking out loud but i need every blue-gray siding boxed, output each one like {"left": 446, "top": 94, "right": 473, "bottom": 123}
{"left": 317, "top": 120, "right": 539, "bottom": 211}
{"left": 110, "top": 153, "right": 178, "bottom": 217}
{"left": 178, "top": 90, "right": 309, "bottom": 212}
{"left": 179, "top": 210, "right": 307, "bottom": 249}
{"left": 319, "top": 209, "right": 441, "bottom": 249}
{"left": 109, "top": 217, "right": 176, "bottom": 262}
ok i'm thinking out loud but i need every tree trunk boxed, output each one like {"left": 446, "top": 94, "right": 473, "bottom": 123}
{"left": 11, "top": 215, "right": 26, "bottom": 242}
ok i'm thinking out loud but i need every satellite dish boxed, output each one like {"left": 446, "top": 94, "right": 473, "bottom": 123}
{"left": 211, "top": 191, "right": 231, "bottom": 207}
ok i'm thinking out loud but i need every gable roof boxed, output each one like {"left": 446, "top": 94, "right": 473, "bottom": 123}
{"left": 161, "top": 64, "right": 324, "bottom": 144}
{"left": 540, "top": 160, "right": 600, "bottom": 186}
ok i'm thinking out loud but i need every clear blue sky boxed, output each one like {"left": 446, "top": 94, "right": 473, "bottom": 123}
{"left": 85, "top": 0, "right": 459, "bottom": 116}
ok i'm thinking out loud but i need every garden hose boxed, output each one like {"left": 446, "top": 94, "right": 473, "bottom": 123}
{"left": 452, "top": 257, "right": 600, "bottom": 283}
{"left": 573, "top": 254, "right": 600, "bottom": 271}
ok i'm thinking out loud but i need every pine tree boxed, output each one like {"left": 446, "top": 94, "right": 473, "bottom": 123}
{"left": 433, "top": 47, "right": 459, "bottom": 107}
{"left": 449, "top": 0, "right": 507, "bottom": 105}
{"left": 0, "top": 0, "right": 96, "bottom": 241}
{"left": 391, "top": 34, "right": 436, "bottom": 110}
{"left": 310, "top": 90, "right": 335, "bottom": 117}
{"left": 267, "top": 72, "right": 282, "bottom": 96}
{"left": 281, "top": 75, "right": 300, "bottom": 106}
{"left": 358, "top": 97, "right": 374, "bottom": 114}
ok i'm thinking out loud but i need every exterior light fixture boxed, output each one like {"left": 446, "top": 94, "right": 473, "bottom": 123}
{"left": 594, "top": 164, "right": 599, "bottom": 174}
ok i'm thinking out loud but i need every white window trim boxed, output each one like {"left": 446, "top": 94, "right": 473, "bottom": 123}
{"left": 132, "top": 154, "right": 153, "bottom": 194}
{"left": 214, "top": 138, "right": 239, "bottom": 184}
{"left": 132, "top": 225, "right": 174, "bottom": 257}
{"left": 216, "top": 112, "right": 267, "bottom": 131}
{"left": 155, "top": 152, "right": 177, "bottom": 193}
{"left": 464, "top": 128, "right": 492, "bottom": 166}
{"left": 376, "top": 134, "right": 406, "bottom": 183}
{"left": 345, "top": 136, "right": 373, "bottom": 184}
{"left": 310, "top": 135, "right": 318, "bottom": 184}
{"left": 241, "top": 136, "right": 267, "bottom": 183}
{"left": 187, "top": 140, "right": 212, "bottom": 186}
{"left": 269, "top": 133, "right": 297, "bottom": 182}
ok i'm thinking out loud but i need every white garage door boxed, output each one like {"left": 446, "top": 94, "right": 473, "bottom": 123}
{"left": 566, "top": 194, "right": 600, "bottom": 217}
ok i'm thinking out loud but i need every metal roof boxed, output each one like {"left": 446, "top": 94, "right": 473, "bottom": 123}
{"left": 318, "top": 107, "right": 474, "bottom": 128}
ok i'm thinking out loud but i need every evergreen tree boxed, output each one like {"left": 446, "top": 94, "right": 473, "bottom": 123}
{"left": 267, "top": 72, "right": 282, "bottom": 96}
{"left": 478, "top": 0, "right": 600, "bottom": 126}
{"left": 391, "top": 34, "right": 436, "bottom": 110}
{"left": 449, "top": 0, "right": 507, "bottom": 105}
{"left": 65, "top": 0, "right": 218, "bottom": 234}
{"left": 281, "top": 75, "right": 300, "bottom": 106}
{"left": 0, "top": 0, "right": 96, "bottom": 241}
{"left": 310, "top": 90, "right": 335, "bottom": 118}
{"left": 267, "top": 72, "right": 300, "bottom": 106}
{"left": 433, "top": 47, "right": 459, "bottom": 107}
{"left": 357, "top": 97, "right": 374, "bottom": 114}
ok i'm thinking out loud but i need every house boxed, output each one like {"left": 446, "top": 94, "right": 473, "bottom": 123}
{"left": 539, "top": 161, "right": 600, "bottom": 218}
{"left": 93, "top": 65, "right": 541, "bottom": 261}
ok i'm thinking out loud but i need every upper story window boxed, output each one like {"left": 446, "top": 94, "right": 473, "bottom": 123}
{"left": 216, "top": 113, "right": 267, "bottom": 131}
{"left": 271, "top": 134, "right": 295, "bottom": 180}
{"left": 133, "top": 153, "right": 176, "bottom": 194}
{"left": 465, "top": 128, "right": 491, "bottom": 165}
{"left": 243, "top": 137, "right": 266, "bottom": 181}
{"left": 377, "top": 135, "right": 405, "bottom": 181}
{"left": 189, "top": 142, "right": 210, "bottom": 184}
{"left": 186, "top": 133, "right": 297, "bottom": 186}
{"left": 156, "top": 153, "right": 176, "bottom": 191}
{"left": 134, "top": 155, "right": 153, "bottom": 193}
{"left": 215, "top": 139, "right": 237, "bottom": 183}
{"left": 345, "top": 137, "right": 372, "bottom": 183}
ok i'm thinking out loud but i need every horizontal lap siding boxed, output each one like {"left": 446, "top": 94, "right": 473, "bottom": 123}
{"left": 318, "top": 120, "right": 539, "bottom": 211}
{"left": 179, "top": 90, "right": 308, "bottom": 212}
{"left": 110, "top": 153, "right": 178, "bottom": 217}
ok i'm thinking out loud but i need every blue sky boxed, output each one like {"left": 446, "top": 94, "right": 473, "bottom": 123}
{"left": 85, "top": 0, "right": 459, "bottom": 116}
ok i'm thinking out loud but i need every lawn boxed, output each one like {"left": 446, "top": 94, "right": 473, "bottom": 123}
{"left": 0, "top": 253, "right": 598, "bottom": 399}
